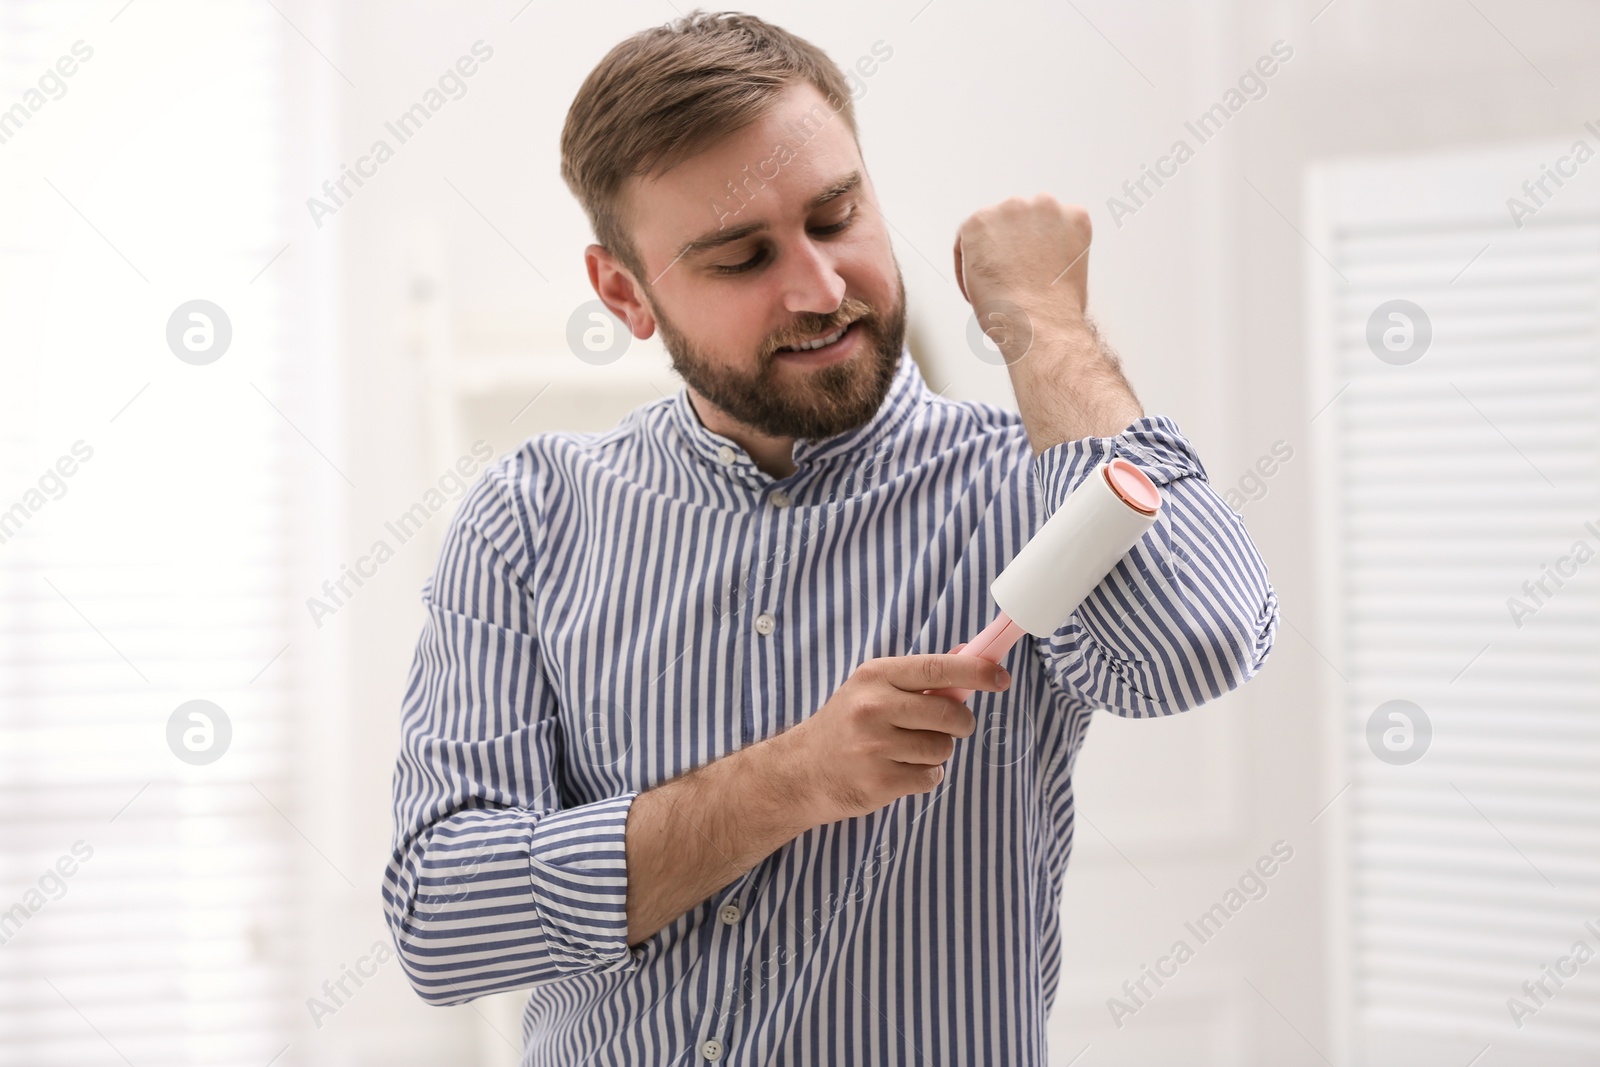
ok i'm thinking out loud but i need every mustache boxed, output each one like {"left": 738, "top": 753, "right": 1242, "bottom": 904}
{"left": 763, "top": 297, "right": 877, "bottom": 357}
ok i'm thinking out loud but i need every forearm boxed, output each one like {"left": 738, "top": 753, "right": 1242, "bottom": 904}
{"left": 626, "top": 652, "right": 1014, "bottom": 943}
{"left": 624, "top": 731, "right": 818, "bottom": 945}
{"left": 1006, "top": 309, "right": 1145, "bottom": 451}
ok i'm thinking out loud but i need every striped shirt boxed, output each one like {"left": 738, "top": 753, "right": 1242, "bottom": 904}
{"left": 384, "top": 346, "right": 1279, "bottom": 1065}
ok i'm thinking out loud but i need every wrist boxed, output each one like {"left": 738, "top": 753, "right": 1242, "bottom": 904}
{"left": 1000, "top": 309, "right": 1145, "bottom": 447}
{"left": 729, "top": 735, "right": 825, "bottom": 844}
{"left": 746, "top": 726, "right": 829, "bottom": 835}
{"left": 968, "top": 293, "right": 1086, "bottom": 368}
{"left": 1009, "top": 303, "right": 1093, "bottom": 362}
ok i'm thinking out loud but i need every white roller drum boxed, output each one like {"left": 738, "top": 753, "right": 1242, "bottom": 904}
{"left": 990, "top": 457, "right": 1161, "bottom": 636}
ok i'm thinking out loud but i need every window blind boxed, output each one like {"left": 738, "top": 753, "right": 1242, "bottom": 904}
{"left": 1313, "top": 144, "right": 1600, "bottom": 1059}
{"left": 0, "top": 1, "right": 304, "bottom": 1062}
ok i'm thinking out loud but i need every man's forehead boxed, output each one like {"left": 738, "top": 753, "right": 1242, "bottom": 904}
{"left": 621, "top": 84, "right": 863, "bottom": 257}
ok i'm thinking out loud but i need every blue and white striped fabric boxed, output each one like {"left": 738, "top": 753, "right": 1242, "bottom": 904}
{"left": 384, "top": 346, "right": 1279, "bottom": 1065}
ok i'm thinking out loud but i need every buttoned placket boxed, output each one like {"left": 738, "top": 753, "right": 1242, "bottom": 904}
{"left": 668, "top": 357, "right": 924, "bottom": 1059}
{"left": 699, "top": 457, "right": 806, "bottom": 1061}
{"left": 704, "top": 875, "right": 756, "bottom": 1058}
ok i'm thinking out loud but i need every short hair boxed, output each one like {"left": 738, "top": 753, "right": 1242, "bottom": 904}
{"left": 560, "top": 10, "right": 860, "bottom": 279}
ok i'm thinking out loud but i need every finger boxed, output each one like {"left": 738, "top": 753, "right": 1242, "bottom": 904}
{"left": 882, "top": 692, "right": 978, "bottom": 740}
{"left": 882, "top": 653, "right": 1008, "bottom": 695}
{"left": 930, "top": 642, "right": 974, "bottom": 702}
{"left": 885, "top": 727, "right": 959, "bottom": 766}
{"left": 952, "top": 234, "right": 968, "bottom": 304}
{"left": 889, "top": 762, "right": 945, "bottom": 795}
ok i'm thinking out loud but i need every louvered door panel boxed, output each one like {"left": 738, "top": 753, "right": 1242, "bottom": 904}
{"left": 1313, "top": 146, "right": 1600, "bottom": 1062}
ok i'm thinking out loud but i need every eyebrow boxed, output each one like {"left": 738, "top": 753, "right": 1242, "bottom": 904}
{"left": 675, "top": 171, "right": 863, "bottom": 260}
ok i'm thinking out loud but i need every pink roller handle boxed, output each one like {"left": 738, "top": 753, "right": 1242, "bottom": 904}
{"left": 924, "top": 611, "right": 1026, "bottom": 703}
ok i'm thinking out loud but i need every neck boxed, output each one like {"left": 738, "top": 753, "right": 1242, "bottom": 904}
{"left": 687, "top": 389, "right": 797, "bottom": 479}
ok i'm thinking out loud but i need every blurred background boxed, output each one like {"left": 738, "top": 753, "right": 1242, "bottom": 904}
{"left": 2, "top": 0, "right": 1597, "bottom": 1063}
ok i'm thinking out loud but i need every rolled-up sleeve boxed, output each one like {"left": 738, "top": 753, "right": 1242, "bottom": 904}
{"left": 381, "top": 460, "right": 640, "bottom": 1006}
{"left": 1027, "top": 415, "right": 1279, "bottom": 718}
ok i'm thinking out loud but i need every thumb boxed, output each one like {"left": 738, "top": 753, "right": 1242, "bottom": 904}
{"left": 951, "top": 234, "right": 970, "bottom": 304}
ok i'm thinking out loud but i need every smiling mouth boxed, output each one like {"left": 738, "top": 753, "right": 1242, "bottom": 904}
{"left": 776, "top": 321, "right": 854, "bottom": 354}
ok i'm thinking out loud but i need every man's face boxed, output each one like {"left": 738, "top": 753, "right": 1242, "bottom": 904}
{"left": 614, "top": 81, "right": 907, "bottom": 441}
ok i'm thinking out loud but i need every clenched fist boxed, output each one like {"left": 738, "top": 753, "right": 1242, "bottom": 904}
{"left": 952, "top": 194, "right": 1092, "bottom": 329}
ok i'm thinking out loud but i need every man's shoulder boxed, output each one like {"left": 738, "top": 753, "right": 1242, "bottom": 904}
{"left": 422, "top": 402, "right": 667, "bottom": 599}
{"left": 912, "top": 391, "right": 1033, "bottom": 472}
{"left": 924, "top": 391, "right": 1026, "bottom": 436}
{"left": 490, "top": 392, "right": 671, "bottom": 485}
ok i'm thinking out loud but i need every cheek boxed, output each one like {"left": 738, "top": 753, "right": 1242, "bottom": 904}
{"left": 852, "top": 233, "right": 901, "bottom": 307}
{"left": 671, "top": 284, "right": 781, "bottom": 358}
{"left": 831, "top": 252, "right": 893, "bottom": 311}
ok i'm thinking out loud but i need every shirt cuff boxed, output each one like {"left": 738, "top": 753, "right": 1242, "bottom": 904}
{"left": 1030, "top": 415, "right": 1208, "bottom": 513}
{"left": 527, "top": 791, "right": 640, "bottom": 975}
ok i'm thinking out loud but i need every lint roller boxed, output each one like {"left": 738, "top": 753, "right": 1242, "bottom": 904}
{"left": 926, "top": 457, "right": 1162, "bottom": 702}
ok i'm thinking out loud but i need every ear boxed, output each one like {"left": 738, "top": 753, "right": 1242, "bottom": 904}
{"left": 586, "top": 245, "right": 657, "bottom": 340}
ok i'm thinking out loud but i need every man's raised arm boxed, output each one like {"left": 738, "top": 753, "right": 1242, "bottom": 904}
{"left": 951, "top": 196, "right": 1280, "bottom": 716}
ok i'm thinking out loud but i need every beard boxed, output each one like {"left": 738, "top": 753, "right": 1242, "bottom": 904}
{"left": 649, "top": 264, "right": 909, "bottom": 441}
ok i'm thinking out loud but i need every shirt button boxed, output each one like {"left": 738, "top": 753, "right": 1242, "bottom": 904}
{"left": 716, "top": 445, "right": 736, "bottom": 466}
{"left": 754, "top": 613, "right": 775, "bottom": 636}
{"left": 720, "top": 903, "right": 742, "bottom": 925}
{"left": 770, "top": 490, "right": 792, "bottom": 508}
{"left": 701, "top": 1038, "right": 724, "bottom": 1060}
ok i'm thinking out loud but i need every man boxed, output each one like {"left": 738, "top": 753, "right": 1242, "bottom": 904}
{"left": 384, "top": 11, "right": 1278, "bottom": 1065}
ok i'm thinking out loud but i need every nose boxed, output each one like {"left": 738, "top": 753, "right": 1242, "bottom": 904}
{"left": 781, "top": 237, "right": 846, "bottom": 316}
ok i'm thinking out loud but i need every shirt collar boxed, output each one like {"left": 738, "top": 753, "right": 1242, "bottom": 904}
{"left": 667, "top": 345, "right": 930, "bottom": 487}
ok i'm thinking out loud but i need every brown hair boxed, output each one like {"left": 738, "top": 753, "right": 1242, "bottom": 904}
{"left": 560, "top": 10, "right": 860, "bottom": 279}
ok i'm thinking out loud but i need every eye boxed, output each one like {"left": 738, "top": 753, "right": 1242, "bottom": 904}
{"left": 711, "top": 245, "right": 770, "bottom": 275}
{"left": 811, "top": 206, "right": 856, "bottom": 236}
{"left": 709, "top": 207, "right": 857, "bottom": 276}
